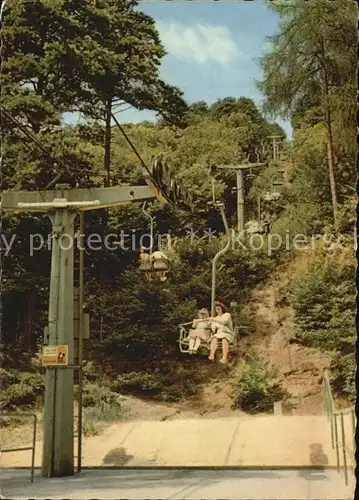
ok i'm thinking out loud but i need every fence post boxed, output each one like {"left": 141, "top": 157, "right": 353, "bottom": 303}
{"left": 323, "top": 375, "right": 334, "bottom": 448}
{"left": 330, "top": 413, "right": 334, "bottom": 449}
{"left": 351, "top": 408, "right": 356, "bottom": 453}
{"left": 1, "top": 412, "right": 37, "bottom": 482}
{"left": 340, "top": 412, "right": 348, "bottom": 486}
{"left": 334, "top": 413, "right": 340, "bottom": 472}
{"left": 31, "top": 414, "right": 37, "bottom": 482}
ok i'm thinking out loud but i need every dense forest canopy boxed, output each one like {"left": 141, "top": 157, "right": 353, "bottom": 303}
{"left": 0, "top": 0, "right": 356, "bottom": 409}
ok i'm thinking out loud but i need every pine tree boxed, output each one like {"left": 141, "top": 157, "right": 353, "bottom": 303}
{"left": 257, "top": 0, "right": 357, "bottom": 227}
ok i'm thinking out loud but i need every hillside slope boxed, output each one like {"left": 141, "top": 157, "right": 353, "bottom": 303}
{"left": 189, "top": 253, "right": 334, "bottom": 416}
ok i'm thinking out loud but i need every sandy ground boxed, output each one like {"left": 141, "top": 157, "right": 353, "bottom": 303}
{"left": 3, "top": 413, "right": 354, "bottom": 468}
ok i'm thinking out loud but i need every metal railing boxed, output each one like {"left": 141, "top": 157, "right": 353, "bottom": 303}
{"left": 0, "top": 412, "right": 37, "bottom": 482}
{"left": 322, "top": 370, "right": 355, "bottom": 485}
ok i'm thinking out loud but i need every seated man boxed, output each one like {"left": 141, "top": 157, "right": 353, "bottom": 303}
{"left": 139, "top": 247, "right": 152, "bottom": 281}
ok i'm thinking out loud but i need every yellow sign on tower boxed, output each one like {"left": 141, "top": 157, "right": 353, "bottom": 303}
{"left": 42, "top": 345, "right": 68, "bottom": 366}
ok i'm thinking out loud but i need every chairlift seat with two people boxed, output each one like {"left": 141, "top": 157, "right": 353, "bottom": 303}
{"left": 245, "top": 219, "right": 264, "bottom": 235}
{"left": 139, "top": 248, "right": 170, "bottom": 282}
{"left": 262, "top": 191, "right": 281, "bottom": 202}
{"left": 139, "top": 200, "right": 171, "bottom": 282}
{"left": 178, "top": 322, "right": 240, "bottom": 355}
{"left": 178, "top": 301, "right": 246, "bottom": 362}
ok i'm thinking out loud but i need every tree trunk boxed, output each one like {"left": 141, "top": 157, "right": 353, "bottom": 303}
{"left": 104, "top": 99, "right": 112, "bottom": 188}
{"left": 20, "top": 290, "right": 36, "bottom": 350}
{"left": 324, "top": 99, "right": 338, "bottom": 229}
{"left": 321, "top": 44, "right": 338, "bottom": 229}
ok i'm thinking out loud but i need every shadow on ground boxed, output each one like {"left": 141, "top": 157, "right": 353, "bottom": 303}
{"left": 102, "top": 447, "right": 134, "bottom": 466}
{"left": 1, "top": 468, "right": 354, "bottom": 500}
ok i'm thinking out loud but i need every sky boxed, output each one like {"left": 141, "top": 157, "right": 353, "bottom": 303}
{"left": 66, "top": 1, "right": 292, "bottom": 138}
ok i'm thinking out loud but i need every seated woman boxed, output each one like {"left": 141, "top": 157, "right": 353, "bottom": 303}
{"left": 208, "top": 301, "right": 234, "bottom": 364}
{"left": 150, "top": 250, "right": 170, "bottom": 281}
{"left": 187, "top": 308, "right": 210, "bottom": 354}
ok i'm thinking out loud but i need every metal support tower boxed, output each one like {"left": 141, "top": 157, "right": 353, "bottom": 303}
{"left": 211, "top": 203, "right": 231, "bottom": 315}
{"left": 0, "top": 183, "right": 156, "bottom": 477}
{"left": 213, "top": 162, "right": 265, "bottom": 233}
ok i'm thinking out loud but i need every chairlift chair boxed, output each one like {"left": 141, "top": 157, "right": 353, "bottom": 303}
{"left": 178, "top": 321, "right": 241, "bottom": 355}
{"left": 262, "top": 191, "right": 280, "bottom": 202}
{"left": 139, "top": 249, "right": 171, "bottom": 282}
{"left": 246, "top": 168, "right": 256, "bottom": 180}
{"left": 140, "top": 201, "right": 171, "bottom": 282}
{"left": 177, "top": 198, "right": 244, "bottom": 356}
{"left": 245, "top": 219, "right": 264, "bottom": 234}
{"left": 178, "top": 300, "right": 244, "bottom": 355}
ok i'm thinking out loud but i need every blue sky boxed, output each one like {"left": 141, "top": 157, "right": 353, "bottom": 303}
{"left": 66, "top": 1, "right": 292, "bottom": 138}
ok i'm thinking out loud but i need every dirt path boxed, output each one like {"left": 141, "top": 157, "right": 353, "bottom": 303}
{"left": 0, "top": 394, "right": 245, "bottom": 453}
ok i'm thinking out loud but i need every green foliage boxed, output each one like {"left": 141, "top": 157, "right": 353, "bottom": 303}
{"left": 1, "top": 372, "right": 45, "bottom": 410}
{"left": 3, "top": 0, "right": 187, "bottom": 120}
{"left": 291, "top": 255, "right": 355, "bottom": 350}
{"left": 112, "top": 372, "right": 163, "bottom": 397}
{"left": 291, "top": 253, "right": 355, "bottom": 399}
{"left": 82, "top": 361, "right": 104, "bottom": 382}
{"left": 0, "top": 368, "right": 19, "bottom": 389}
{"left": 330, "top": 353, "right": 355, "bottom": 402}
{"left": 110, "top": 363, "right": 202, "bottom": 403}
{"left": 336, "top": 197, "right": 356, "bottom": 234}
{"left": 258, "top": 0, "right": 356, "bottom": 226}
{"left": 82, "top": 381, "right": 120, "bottom": 408}
{"left": 80, "top": 369, "right": 123, "bottom": 435}
{"left": 231, "top": 353, "right": 290, "bottom": 413}
{"left": 259, "top": 0, "right": 356, "bottom": 121}
{"left": 82, "top": 384, "right": 123, "bottom": 437}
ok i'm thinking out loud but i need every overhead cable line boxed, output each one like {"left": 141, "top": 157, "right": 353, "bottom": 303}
{"left": 0, "top": 104, "right": 85, "bottom": 188}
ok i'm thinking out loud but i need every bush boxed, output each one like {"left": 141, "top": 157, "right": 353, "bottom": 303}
{"left": 112, "top": 372, "right": 163, "bottom": 397}
{"left": 1, "top": 371, "right": 44, "bottom": 410}
{"left": 0, "top": 368, "right": 20, "bottom": 389}
{"left": 19, "top": 372, "right": 45, "bottom": 393}
{"left": 81, "top": 381, "right": 123, "bottom": 435}
{"left": 330, "top": 352, "right": 355, "bottom": 402}
{"left": 291, "top": 253, "right": 355, "bottom": 402}
{"left": 2, "top": 383, "right": 38, "bottom": 409}
{"left": 82, "top": 419, "right": 99, "bottom": 437}
{"left": 82, "top": 382, "right": 120, "bottom": 408}
{"left": 82, "top": 400, "right": 123, "bottom": 437}
{"left": 231, "top": 354, "right": 290, "bottom": 413}
{"left": 291, "top": 256, "right": 355, "bottom": 350}
{"left": 82, "top": 361, "right": 103, "bottom": 382}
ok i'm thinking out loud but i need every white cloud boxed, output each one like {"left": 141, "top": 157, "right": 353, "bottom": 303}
{"left": 156, "top": 20, "right": 240, "bottom": 66}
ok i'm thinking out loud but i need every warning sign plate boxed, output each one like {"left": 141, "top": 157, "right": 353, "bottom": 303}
{"left": 42, "top": 345, "right": 68, "bottom": 366}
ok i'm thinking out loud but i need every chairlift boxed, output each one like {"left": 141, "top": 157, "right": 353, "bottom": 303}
{"left": 247, "top": 148, "right": 260, "bottom": 165}
{"left": 139, "top": 202, "right": 171, "bottom": 282}
{"left": 245, "top": 219, "right": 265, "bottom": 234}
{"left": 262, "top": 191, "right": 280, "bottom": 202}
{"left": 177, "top": 201, "right": 243, "bottom": 355}
{"left": 246, "top": 168, "right": 256, "bottom": 180}
{"left": 257, "top": 185, "right": 281, "bottom": 232}
{"left": 246, "top": 147, "right": 264, "bottom": 180}
{"left": 178, "top": 319, "right": 241, "bottom": 355}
